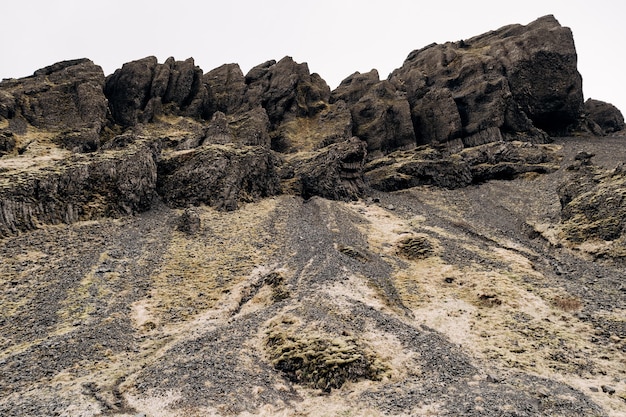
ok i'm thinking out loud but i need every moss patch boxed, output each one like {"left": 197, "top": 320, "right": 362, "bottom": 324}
{"left": 396, "top": 235, "right": 435, "bottom": 259}
{"left": 265, "top": 315, "right": 388, "bottom": 392}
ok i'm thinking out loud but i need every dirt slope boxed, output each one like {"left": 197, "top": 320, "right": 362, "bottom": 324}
{"left": 1, "top": 136, "right": 625, "bottom": 416}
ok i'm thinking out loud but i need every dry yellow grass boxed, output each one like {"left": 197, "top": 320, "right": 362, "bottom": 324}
{"left": 345, "top": 200, "right": 624, "bottom": 414}
{"left": 142, "top": 198, "right": 281, "bottom": 326}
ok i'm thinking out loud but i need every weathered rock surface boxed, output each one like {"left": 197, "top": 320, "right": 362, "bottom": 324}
{"left": 331, "top": 70, "right": 416, "bottom": 157}
{"left": 0, "top": 143, "right": 157, "bottom": 236}
{"left": 585, "top": 99, "right": 625, "bottom": 134}
{"left": 3, "top": 16, "right": 626, "bottom": 417}
{"left": 366, "top": 140, "right": 560, "bottom": 191}
{"left": 558, "top": 159, "right": 626, "bottom": 258}
{"left": 283, "top": 137, "right": 367, "bottom": 200}
{"left": 0, "top": 59, "right": 108, "bottom": 153}
{"left": 389, "top": 15, "right": 582, "bottom": 145}
{"left": 104, "top": 56, "right": 212, "bottom": 126}
{"left": 203, "top": 63, "right": 248, "bottom": 114}
{"left": 244, "top": 56, "right": 331, "bottom": 128}
{"left": 156, "top": 144, "right": 281, "bottom": 211}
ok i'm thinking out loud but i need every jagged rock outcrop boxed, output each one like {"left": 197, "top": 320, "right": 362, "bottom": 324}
{"left": 389, "top": 15, "right": 582, "bottom": 146}
{"left": 366, "top": 141, "right": 559, "bottom": 191}
{"left": 331, "top": 70, "right": 416, "bottom": 157}
{"left": 243, "top": 57, "right": 330, "bottom": 126}
{"left": 204, "top": 63, "right": 248, "bottom": 115}
{"left": 0, "top": 14, "right": 619, "bottom": 233}
{"left": 0, "top": 143, "right": 157, "bottom": 237}
{"left": 0, "top": 59, "right": 108, "bottom": 151}
{"left": 0, "top": 131, "right": 16, "bottom": 156}
{"left": 584, "top": 98, "right": 625, "bottom": 134}
{"left": 365, "top": 148, "right": 473, "bottom": 190}
{"left": 156, "top": 144, "right": 281, "bottom": 211}
{"left": 282, "top": 137, "right": 367, "bottom": 201}
{"left": 104, "top": 56, "right": 213, "bottom": 126}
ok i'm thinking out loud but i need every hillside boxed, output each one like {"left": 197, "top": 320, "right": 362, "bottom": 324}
{"left": 1, "top": 15, "right": 625, "bottom": 417}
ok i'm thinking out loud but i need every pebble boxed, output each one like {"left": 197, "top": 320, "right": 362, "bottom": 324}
{"left": 601, "top": 385, "right": 616, "bottom": 395}
{"left": 589, "top": 386, "right": 599, "bottom": 392}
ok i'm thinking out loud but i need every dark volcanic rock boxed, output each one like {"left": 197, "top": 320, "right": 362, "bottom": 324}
{"left": 0, "top": 143, "right": 158, "bottom": 236}
{"left": 584, "top": 99, "right": 625, "bottom": 134}
{"left": 331, "top": 70, "right": 416, "bottom": 157}
{"left": 461, "top": 140, "right": 561, "bottom": 182}
{"left": 365, "top": 147, "right": 473, "bottom": 191}
{"left": 284, "top": 137, "right": 367, "bottom": 201}
{"left": 559, "top": 162, "right": 626, "bottom": 245}
{"left": 270, "top": 101, "right": 353, "bottom": 153}
{"left": 177, "top": 207, "right": 201, "bottom": 235}
{"left": 349, "top": 81, "right": 416, "bottom": 157}
{"left": 203, "top": 63, "right": 248, "bottom": 114}
{"left": 244, "top": 57, "right": 331, "bottom": 129}
{"left": 389, "top": 15, "right": 582, "bottom": 145}
{"left": 221, "top": 107, "right": 271, "bottom": 147}
{"left": 0, "top": 59, "right": 108, "bottom": 135}
{"left": 330, "top": 70, "right": 381, "bottom": 106}
{"left": 0, "top": 131, "right": 16, "bottom": 156}
{"left": 157, "top": 144, "right": 281, "bottom": 211}
{"left": 366, "top": 141, "right": 559, "bottom": 191}
{"left": 105, "top": 56, "right": 213, "bottom": 126}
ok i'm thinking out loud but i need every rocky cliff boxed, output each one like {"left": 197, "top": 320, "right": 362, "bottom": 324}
{"left": 1, "top": 15, "right": 625, "bottom": 417}
{"left": 1, "top": 15, "right": 622, "bottom": 237}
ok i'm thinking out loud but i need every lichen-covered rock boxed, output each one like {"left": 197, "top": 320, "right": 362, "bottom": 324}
{"left": 559, "top": 163, "right": 626, "bottom": 245}
{"left": 284, "top": 137, "right": 367, "bottom": 201}
{"left": 349, "top": 80, "right": 416, "bottom": 157}
{"left": 203, "top": 63, "right": 248, "bottom": 114}
{"left": 366, "top": 141, "right": 560, "bottom": 191}
{"left": 265, "top": 316, "right": 387, "bottom": 392}
{"left": 0, "top": 143, "right": 158, "bottom": 236}
{"left": 365, "top": 148, "right": 473, "bottom": 191}
{"left": 270, "top": 101, "right": 353, "bottom": 153}
{"left": 0, "top": 131, "right": 16, "bottom": 156}
{"left": 157, "top": 144, "right": 281, "bottom": 211}
{"left": 244, "top": 57, "right": 331, "bottom": 129}
{"left": 460, "top": 140, "right": 561, "bottom": 182}
{"left": 177, "top": 207, "right": 201, "bottom": 235}
{"left": 389, "top": 15, "right": 583, "bottom": 145}
{"left": 105, "top": 56, "right": 213, "bottom": 126}
{"left": 584, "top": 99, "right": 625, "bottom": 134}
{"left": 0, "top": 59, "right": 108, "bottom": 137}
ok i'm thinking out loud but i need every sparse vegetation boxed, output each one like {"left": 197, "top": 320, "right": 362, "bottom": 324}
{"left": 553, "top": 295, "right": 583, "bottom": 312}
{"left": 265, "top": 316, "right": 388, "bottom": 392}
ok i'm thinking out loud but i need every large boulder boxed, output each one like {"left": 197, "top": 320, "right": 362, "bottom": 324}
{"left": 351, "top": 81, "right": 416, "bottom": 157}
{"left": 584, "top": 99, "right": 625, "bottom": 134}
{"left": 203, "top": 63, "right": 248, "bottom": 115}
{"left": 244, "top": 57, "right": 331, "bottom": 130}
{"left": 331, "top": 70, "right": 416, "bottom": 157}
{"left": 282, "top": 137, "right": 367, "bottom": 201}
{"left": 157, "top": 144, "right": 281, "bottom": 211}
{"left": 0, "top": 59, "right": 108, "bottom": 138}
{"left": 389, "top": 15, "right": 583, "bottom": 145}
{"left": 104, "top": 56, "right": 213, "bottom": 126}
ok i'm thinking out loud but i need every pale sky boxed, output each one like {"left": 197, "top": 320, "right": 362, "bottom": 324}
{"left": 2, "top": 1, "right": 625, "bottom": 114}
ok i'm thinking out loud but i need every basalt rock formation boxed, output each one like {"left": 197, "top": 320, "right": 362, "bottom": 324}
{"left": 1, "top": 15, "right": 626, "bottom": 417}
{"left": 0, "top": 14, "right": 617, "bottom": 237}
{"left": 585, "top": 98, "right": 626, "bottom": 134}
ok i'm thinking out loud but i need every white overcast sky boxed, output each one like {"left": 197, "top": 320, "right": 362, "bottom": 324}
{"left": 2, "top": 0, "right": 625, "bottom": 113}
